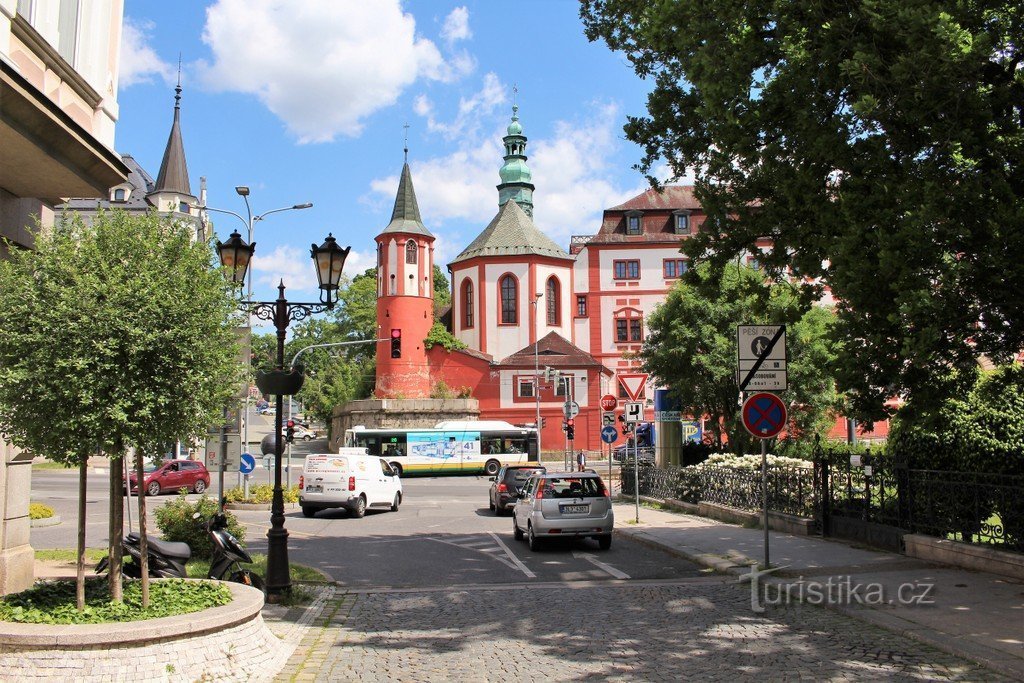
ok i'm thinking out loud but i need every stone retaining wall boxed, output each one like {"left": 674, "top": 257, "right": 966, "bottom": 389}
{"left": 904, "top": 534, "right": 1024, "bottom": 581}
{"left": 0, "top": 582, "right": 287, "bottom": 682}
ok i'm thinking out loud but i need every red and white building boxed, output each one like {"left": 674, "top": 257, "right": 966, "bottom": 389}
{"left": 372, "top": 107, "right": 886, "bottom": 451}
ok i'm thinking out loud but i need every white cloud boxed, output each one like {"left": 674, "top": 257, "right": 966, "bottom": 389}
{"left": 417, "top": 71, "right": 506, "bottom": 140}
{"left": 196, "top": 0, "right": 467, "bottom": 143}
{"left": 119, "top": 18, "right": 174, "bottom": 88}
{"left": 253, "top": 245, "right": 373, "bottom": 294}
{"left": 441, "top": 7, "right": 471, "bottom": 44}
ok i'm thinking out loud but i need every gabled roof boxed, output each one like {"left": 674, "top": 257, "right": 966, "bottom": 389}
{"left": 380, "top": 163, "right": 433, "bottom": 238}
{"left": 450, "top": 200, "right": 570, "bottom": 265}
{"left": 153, "top": 86, "right": 192, "bottom": 197}
{"left": 607, "top": 185, "right": 701, "bottom": 211}
{"left": 497, "top": 332, "right": 610, "bottom": 371}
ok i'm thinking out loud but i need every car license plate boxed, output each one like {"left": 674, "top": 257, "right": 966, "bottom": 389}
{"left": 306, "top": 484, "right": 322, "bottom": 493}
{"left": 560, "top": 504, "right": 589, "bottom": 514}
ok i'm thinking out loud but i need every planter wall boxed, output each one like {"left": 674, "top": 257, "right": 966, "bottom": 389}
{"left": 0, "top": 581, "right": 286, "bottom": 682}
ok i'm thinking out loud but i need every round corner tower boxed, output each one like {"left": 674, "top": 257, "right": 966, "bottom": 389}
{"left": 374, "top": 162, "right": 435, "bottom": 398}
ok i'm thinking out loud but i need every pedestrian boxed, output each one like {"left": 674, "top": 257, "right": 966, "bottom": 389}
{"left": 576, "top": 449, "right": 586, "bottom": 471}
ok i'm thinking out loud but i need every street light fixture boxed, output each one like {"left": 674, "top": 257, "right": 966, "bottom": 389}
{"left": 215, "top": 229, "right": 350, "bottom": 599}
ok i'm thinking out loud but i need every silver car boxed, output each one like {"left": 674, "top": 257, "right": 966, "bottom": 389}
{"left": 510, "top": 472, "right": 614, "bottom": 551}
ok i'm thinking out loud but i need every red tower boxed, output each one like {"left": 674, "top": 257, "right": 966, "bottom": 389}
{"left": 374, "top": 162, "right": 435, "bottom": 398}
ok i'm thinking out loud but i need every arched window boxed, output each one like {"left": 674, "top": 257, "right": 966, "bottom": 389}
{"left": 462, "top": 279, "right": 474, "bottom": 329}
{"left": 614, "top": 308, "right": 644, "bottom": 343}
{"left": 405, "top": 240, "right": 417, "bottom": 264}
{"left": 389, "top": 273, "right": 396, "bottom": 295}
{"left": 113, "top": 188, "right": 126, "bottom": 202}
{"left": 545, "top": 276, "right": 560, "bottom": 326}
{"left": 500, "top": 274, "right": 518, "bottom": 324}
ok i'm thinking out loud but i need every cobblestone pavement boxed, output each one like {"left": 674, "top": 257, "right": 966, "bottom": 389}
{"left": 274, "top": 578, "right": 1006, "bottom": 682}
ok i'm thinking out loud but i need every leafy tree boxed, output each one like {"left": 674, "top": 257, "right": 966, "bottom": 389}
{"left": 640, "top": 262, "right": 839, "bottom": 452}
{"left": 433, "top": 265, "right": 451, "bottom": 317}
{"left": 0, "top": 211, "right": 240, "bottom": 608}
{"left": 581, "top": 0, "right": 1024, "bottom": 420}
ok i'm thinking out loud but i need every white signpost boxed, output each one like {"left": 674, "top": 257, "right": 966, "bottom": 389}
{"left": 602, "top": 411, "right": 616, "bottom": 427}
{"left": 737, "top": 325, "right": 788, "bottom": 391}
{"left": 623, "top": 401, "right": 644, "bottom": 423}
{"left": 563, "top": 401, "right": 580, "bottom": 420}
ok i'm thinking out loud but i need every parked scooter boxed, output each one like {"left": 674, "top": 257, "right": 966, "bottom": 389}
{"left": 96, "top": 509, "right": 264, "bottom": 593}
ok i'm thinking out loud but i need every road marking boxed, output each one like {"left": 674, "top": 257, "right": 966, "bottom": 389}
{"left": 488, "top": 531, "right": 536, "bottom": 579}
{"left": 572, "top": 550, "right": 630, "bottom": 579}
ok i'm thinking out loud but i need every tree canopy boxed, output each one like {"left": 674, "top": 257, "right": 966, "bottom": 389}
{"left": 640, "top": 262, "right": 840, "bottom": 451}
{"left": 582, "top": 0, "right": 1024, "bottom": 419}
{"left": 0, "top": 210, "right": 240, "bottom": 460}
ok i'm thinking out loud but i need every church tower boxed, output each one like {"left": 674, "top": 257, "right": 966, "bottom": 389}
{"left": 497, "top": 105, "right": 534, "bottom": 217}
{"left": 374, "top": 160, "right": 436, "bottom": 398}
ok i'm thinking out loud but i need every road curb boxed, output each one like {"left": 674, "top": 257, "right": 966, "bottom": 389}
{"left": 30, "top": 515, "right": 61, "bottom": 528}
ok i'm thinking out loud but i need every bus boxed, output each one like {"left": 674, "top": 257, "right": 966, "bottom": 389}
{"left": 343, "top": 420, "right": 538, "bottom": 476}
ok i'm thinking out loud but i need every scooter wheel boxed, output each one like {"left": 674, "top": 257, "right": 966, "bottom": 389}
{"left": 231, "top": 569, "right": 267, "bottom": 599}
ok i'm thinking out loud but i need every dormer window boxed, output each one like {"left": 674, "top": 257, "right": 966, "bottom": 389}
{"left": 673, "top": 210, "right": 691, "bottom": 235}
{"left": 113, "top": 188, "right": 126, "bottom": 202}
{"left": 625, "top": 211, "right": 643, "bottom": 235}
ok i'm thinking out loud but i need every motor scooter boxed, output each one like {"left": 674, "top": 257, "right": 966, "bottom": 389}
{"left": 96, "top": 510, "right": 264, "bottom": 593}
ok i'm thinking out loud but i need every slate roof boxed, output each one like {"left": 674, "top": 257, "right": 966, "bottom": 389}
{"left": 62, "top": 155, "right": 154, "bottom": 211}
{"left": 380, "top": 163, "right": 433, "bottom": 238}
{"left": 450, "top": 200, "right": 570, "bottom": 265}
{"left": 607, "top": 185, "right": 702, "bottom": 211}
{"left": 497, "top": 332, "right": 610, "bottom": 371}
{"left": 153, "top": 88, "right": 192, "bottom": 197}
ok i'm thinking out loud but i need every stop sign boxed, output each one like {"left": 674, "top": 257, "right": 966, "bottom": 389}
{"left": 600, "top": 394, "right": 618, "bottom": 411}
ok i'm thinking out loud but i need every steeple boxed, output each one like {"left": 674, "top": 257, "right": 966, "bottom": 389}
{"left": 380, "top": 161, "right": 433, "bottom": 238}
{"left": 497, "top": 102, "right": 534, "bottom": 217}
{"left": 153, "top": 70, "right": 192, "bottom": 197}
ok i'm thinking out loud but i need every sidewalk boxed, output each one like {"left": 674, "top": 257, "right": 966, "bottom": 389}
{"left": 612, "top": 500, "right": 1024, "bottom": 679}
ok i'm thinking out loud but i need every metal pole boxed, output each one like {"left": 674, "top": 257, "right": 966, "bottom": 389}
{"left": 220, "top": 408, "right": 228, "bottom": 513}
{"left": 286, "top": 399, "right": 293, "bottom": 490}
{"left": 123, "top": 455, "right": 132, "bottom": 531}
{"left": 533, "top": 295, "right": 542, "bottom": 458}
{"left": 762, "top": 436, "right": 769, "bottom": 568}
{"left": 241, "top": 209, "right": 253, "bottom": 491}
{"left": 634, "top": 426, "right": 640, "bottom": 523}
{"left": 266, "top": 283, "right": 291, "bottom": 598}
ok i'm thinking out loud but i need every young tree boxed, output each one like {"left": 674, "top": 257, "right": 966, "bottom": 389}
{"left": 582, "top": 0, "right": 1024, "bottom": 420}
{"left": 0, "top": 210, "right": 240, "bottom": 607}
{"left": 640, "top": 263, "right": 840, "bottom": 451}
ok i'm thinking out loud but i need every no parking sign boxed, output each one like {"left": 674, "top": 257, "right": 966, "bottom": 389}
{"left": 741, "top": 393, "right": 787, "bottom": 439}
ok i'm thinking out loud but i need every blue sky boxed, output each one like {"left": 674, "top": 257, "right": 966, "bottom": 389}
{"left": 116, "top": 0, "right": 661, "bottom": 304}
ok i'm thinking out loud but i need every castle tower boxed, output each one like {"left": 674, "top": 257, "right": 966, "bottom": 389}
{"left": 146, "top": 77, "right": 197, "bottom": 217}
{"left": 497, "top": 105, "right": 534, "bottom": 217}
{"left": 374, "top": 161, "right": 436, "bottom": 398}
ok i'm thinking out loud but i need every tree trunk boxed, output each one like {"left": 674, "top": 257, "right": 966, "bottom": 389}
{"left": 107, "top": 451, "right": 124, "bottom": 602}
{"left": 134, "top": 447, "right": 150, "bottom": 608}
{"left": 76, "top": 458, "right": 87, "bottom": 611}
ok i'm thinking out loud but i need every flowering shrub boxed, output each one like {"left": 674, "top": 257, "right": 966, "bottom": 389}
{"left": 693, "top": 452, "right": 813, "bottom": 471}
{"left": 675, "top": 453, "right": 815, "bottom": 515}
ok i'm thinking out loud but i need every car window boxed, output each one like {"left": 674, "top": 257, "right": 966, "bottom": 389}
{"left": 181, "top": 462, "right": 198, "bottom": 471}
{"left": 505, "top": 467, "right": 545, "bottom": 484}
{"left": 543, "top": 477, "right": 605, "bottom": 498}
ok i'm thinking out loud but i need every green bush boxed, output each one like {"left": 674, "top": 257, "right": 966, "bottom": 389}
{"left": 153, "top": 491, "right": 245, "bottom": 560}
{"left": 224, "top": 484, "right": 299, "bottom": 504}
{"left": 29, "top": 503, "right": 54, "bottom": 520}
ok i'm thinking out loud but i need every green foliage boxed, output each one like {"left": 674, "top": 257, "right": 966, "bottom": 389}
{"left": 639, "top": 262, "right": 840, "bottom": 452}
{"left": 581, "top": 0, "right": 1024, "bottom": 420}
{"left": 28, "top": 503, "right": 54, "bottom": 520}
{"left": 424, "top": 321, "right": 468, "bottom": 352}
{"left": 153, "top": 491, "right": 245, "bottom": 560}
{"left": 224, "top": 484, "right": 299, "bottom": 504}
{"left": 433, "top": 265, "right": 451, "bottom": 316}
{"left": 0, "top": 210, "right": 241, "bottom": 464}
{"left": 0, "top": 577, "right": 230, "bottom": 624}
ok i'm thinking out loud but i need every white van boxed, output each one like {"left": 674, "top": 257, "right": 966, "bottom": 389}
{"left": 299, "top": 448, "right": 402, "bottom": 518}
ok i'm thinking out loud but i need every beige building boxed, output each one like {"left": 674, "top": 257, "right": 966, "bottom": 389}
{"left": 0, "top": 0, "right": 128, "bottom": 593}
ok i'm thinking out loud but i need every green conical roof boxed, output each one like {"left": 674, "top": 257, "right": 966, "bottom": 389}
{"left": 450, "top": 199, "right": 569, "bottom": 265}
{"left": 381, "top": 162, "right": 432, "bottom": 237}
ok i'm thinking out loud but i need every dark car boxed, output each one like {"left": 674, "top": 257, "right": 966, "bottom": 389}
{"left": 126, "top": 460, "right": 211, "bottom": 496}
{"left": 489, "top": 464, "right": 546, "bottom": 514}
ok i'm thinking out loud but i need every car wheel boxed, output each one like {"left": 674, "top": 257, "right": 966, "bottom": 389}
{"left": 489, "top": 495, "right": 495, "bottom": 512}
{"left": 484, "top": 459, "right": 501, "bottom": 476}
{"left": 193, "top": 480, "right": 206, "bottom": 494}
{"left": 302, "top": 506, "right": 317, "bottom": 518}
{"left": 528, "top": 523, "right": 541, "bottom": 551}
{"left": 513, "top": 514, "right": 524, "bottom": 541}
{"left": 303, "top": 435, "right": 312, "bottom": 441}
{"left": 598, "top": 534, "right": 612, "bottom": 550}
{"left": 146, "top": 481, "right": 161, "bottom": 497}
{"left": 390, "top": 492, "right": 401, "bottom": 512}
{"left": 351, "top": 495, "right": 367, "bottom": 518}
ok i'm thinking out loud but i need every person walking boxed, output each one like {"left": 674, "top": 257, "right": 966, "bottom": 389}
{"left": 576, "top": 449, "right": 587, "bottom": 471}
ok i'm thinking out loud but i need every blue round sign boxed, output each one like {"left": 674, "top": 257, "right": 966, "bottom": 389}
{"left": 239, "top": 452, "right": 256, "bottom": 474}
{"left": 601, "top": 425, "right": 618, "bottom": 444}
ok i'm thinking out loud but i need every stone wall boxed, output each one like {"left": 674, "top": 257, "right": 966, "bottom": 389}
{"left": 0, "top": 439, "right": 33, "bottom": 595}
{"left": 330, "top": 398, "right": 479, "bottom": 450}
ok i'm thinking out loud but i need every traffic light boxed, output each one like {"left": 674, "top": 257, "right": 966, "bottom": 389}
{"left": 566, "top": 419, "right": 575, "bottom": 441}
{"left": 540, "top": 417, "right": 547, "bottom": 428}
{"left": 390, "top": 328, "right": 402, "bottom": 358}
{"left": 285, "top": 419, "right": 295, "bottom": 444}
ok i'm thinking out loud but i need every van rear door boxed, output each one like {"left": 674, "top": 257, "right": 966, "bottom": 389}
{"left": 303, "top": 454, "right": 349, "bottom": 498}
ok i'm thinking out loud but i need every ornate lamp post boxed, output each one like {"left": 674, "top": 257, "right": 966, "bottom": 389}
{"left": 216, "top": 229, "right": 350, "bottom": 598}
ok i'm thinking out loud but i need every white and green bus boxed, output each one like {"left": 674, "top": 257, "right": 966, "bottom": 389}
{"left": 343, "top": 420, "right": 539, "bottom": 476}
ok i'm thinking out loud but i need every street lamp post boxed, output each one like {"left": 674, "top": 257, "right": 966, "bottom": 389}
{"left": 216, "top": 229, "right": 350, "bottom": 599}
{"left": 204, "top": 190, "right": 312, "bottom": 468}
{"left": 531, "top": 293, "right": 543, "bottom": 459}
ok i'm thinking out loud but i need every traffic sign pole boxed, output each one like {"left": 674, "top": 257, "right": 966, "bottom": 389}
{"left": 762, "top": 436, "right": 769, "bottom": 568}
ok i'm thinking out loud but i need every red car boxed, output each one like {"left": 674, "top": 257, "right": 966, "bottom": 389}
{"left": 126, "top": 460, "right": 211, "bottom": 496}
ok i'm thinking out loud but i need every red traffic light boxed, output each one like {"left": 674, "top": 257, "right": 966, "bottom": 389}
{"left": 286, "top": 419, "right": 295, "bottom": 428}
{"left": 390, "top": 328, "right": 402, "bottom": 358}
{"left": 566, "top": 419, "right": 574, "bottom": 427}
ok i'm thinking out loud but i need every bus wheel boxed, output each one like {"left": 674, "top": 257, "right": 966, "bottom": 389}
{"left": 389, "top": 462, "right": 403, "bottom": 476}
{"left": 484, "top": 459, "right": 501, "bottom": 476}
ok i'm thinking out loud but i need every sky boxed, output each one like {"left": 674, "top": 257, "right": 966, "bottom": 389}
{"left": 115, "top": 0, "right": 662, "bottom": 305}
